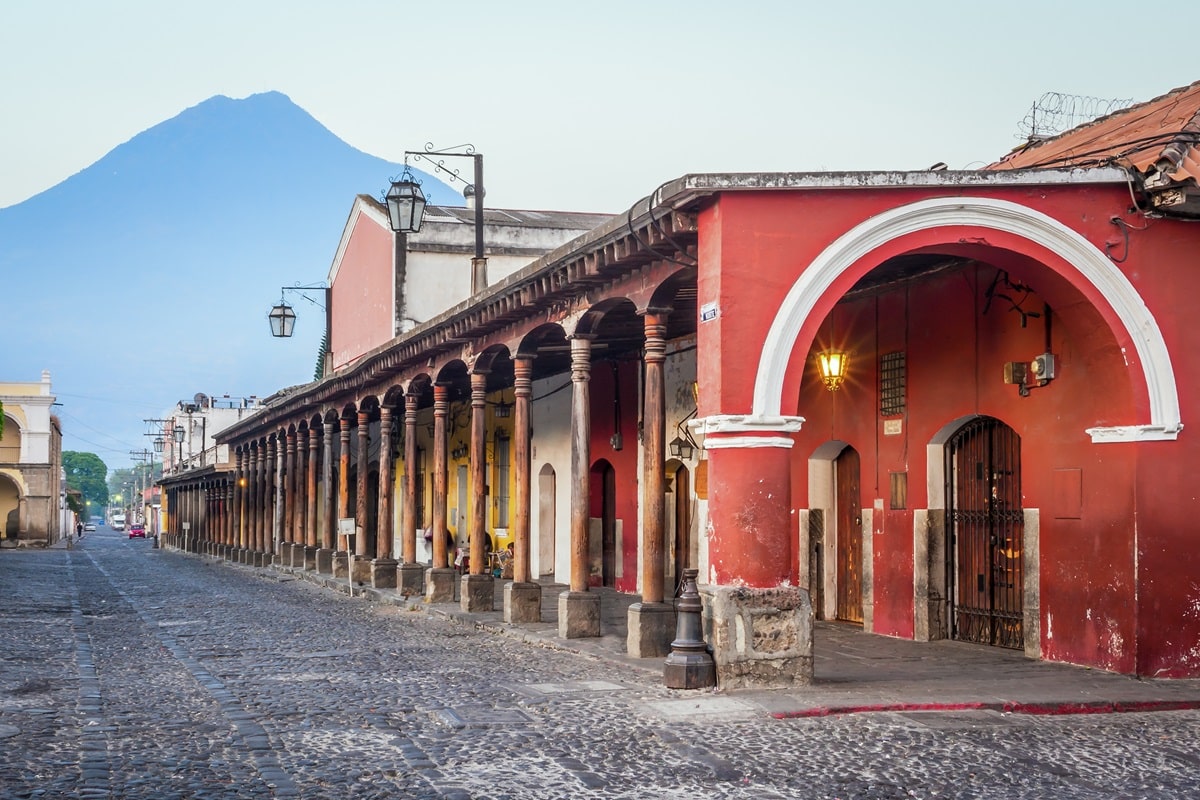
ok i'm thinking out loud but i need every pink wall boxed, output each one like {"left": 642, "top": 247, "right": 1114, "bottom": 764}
{"left": 330, "top": 213, "right": 394, "bottom": 371}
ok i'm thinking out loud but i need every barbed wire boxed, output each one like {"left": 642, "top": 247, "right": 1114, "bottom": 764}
{"left": 1016, "top": 92, "right": 1134, "bottom": 141}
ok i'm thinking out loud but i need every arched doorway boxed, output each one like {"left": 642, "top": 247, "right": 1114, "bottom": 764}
{"left": 0, "top": 474, "right": 20, "bottom": 541}
{"left": 537, "top": 464, "right": 556, "bottom": 577}
{"left": 946, "top": 416, "right": 1024, "bottom": 649}
{"left": 590, "top": 459, "right": 617, "bottom": 588}
{"left": 835, "top": 446, "right": 863, "bottom": 624}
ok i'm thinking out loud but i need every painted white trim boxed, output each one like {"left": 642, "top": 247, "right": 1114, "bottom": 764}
{"left": 1084, "top": 424, "right": 1181, "bottom": 443}
{"left": 690, "top": 414, "right": 805, "bottom": 436}
{"left": 753, "top": 196, "right": 1182, "bottom": 443}
{"left": 703, "top": 435, "right": 795, "bottom": 450}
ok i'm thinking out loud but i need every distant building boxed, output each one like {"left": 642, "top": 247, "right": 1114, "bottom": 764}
{"left": 0, "top": 371, "right": 64, "bottom": 547}
{"left": 326, "top": 195, "right": 612, "bottom": 372}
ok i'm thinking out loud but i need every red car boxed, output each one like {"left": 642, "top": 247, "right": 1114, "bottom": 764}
{"left": 128, "top": 524, "right": 146, "bottom": 539}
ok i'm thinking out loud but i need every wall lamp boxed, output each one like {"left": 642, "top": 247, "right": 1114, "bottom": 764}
{"left": 816, "top": 350, "right": 850, "bottom": 391}
{"left": 386, "top": 143, "right": 488, "bottom": 295}
{"left": 268, "top": 284, "right": 329, "bottom": 338}
{"left": 451, "top": 444, "right": 468, "bottom": 460}
{"left": 494, "top": 399, "right": 512, "bottom": 418}
{"left": 668, "top": 435, "right": 694, "bottom": 460}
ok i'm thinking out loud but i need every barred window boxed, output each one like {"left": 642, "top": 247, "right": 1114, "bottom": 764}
{"left": 880, "top": 351, "right": 906, "bottom": 417}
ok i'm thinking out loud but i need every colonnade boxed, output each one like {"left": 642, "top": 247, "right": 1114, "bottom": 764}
{"left": 163, "top": 309, "right": 681, "bottom": 654}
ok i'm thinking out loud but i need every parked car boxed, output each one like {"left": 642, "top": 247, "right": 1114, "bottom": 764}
{"left": 83, "top": 522, "right": 96, "bottom": 532}
{"left": 128, "top": 524, "right": 146, "bottom": 539}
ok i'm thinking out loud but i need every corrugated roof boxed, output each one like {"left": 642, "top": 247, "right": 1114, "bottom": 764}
{"left": 989, "top": 80, "right": 1200, "bottom": 189}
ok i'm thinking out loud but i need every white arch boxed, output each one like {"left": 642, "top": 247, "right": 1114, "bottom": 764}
{"left": 753, "top": 196, "right": 1182, "bottom": 443}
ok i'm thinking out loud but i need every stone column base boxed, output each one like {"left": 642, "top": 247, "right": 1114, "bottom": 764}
{"left": 253, "top": 551, "right": 268, "bottom": 568}
{"left": 291, "top": 543, "right": 307, "bottom": 569}
{"left": 303, "top": 546, "right": 318, "bottom": 571}
{"left": 558, "top": 591, "right": 601, "bottom": 639}
{"left": 332, "top": 551, "right": 350, "bottom": 579}
{"left": 398, "top": 562, "right": 425, "bottom": 597}
{"left": 425, "top": 567, "right": 456, "bottom": 603}
{"left": 627, "top": 601, "right": 675, "bottom": 659}
{"left": 316, "top": 548, "right": 334, "bottom": 575}
{"left": 460, "top": 573, "right": 495, "bottom": 612}
{"left": 371, "top": 558, "right": 398, "bottom": 589}
{"left": 504, "top": 581, "right": 542, "bottom": 624}
{"left": 350, "top": 555, "right": 372, "bottom": 585}
{"left": 701, "top": 584, "right": 814, "bottom": 690}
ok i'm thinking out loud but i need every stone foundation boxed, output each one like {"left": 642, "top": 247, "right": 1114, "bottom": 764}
{"left": 627, "top": 602, "right": 675, "bottom": 659}
{"left": 701, "top": 584, "right": 813, "bottom": 690}
{"left": 315, "top": 548, "right": 334, "bottom": 575}
{"left": 504, "top": 582, "right": 542, "bottom": 624}
{"left": 332, "top": 552, "right": 350, "bottom": 579}
{"left": 303, "top": 546, "right": 318, "bottom": 572}
{"left": 371, "top": 558, "right": 398, "bottom": 589}
{"left": 350, "top": 555, "right": 372, "bottom": 585}
{"left": 558, "top": 591, "right": 601, "bottom": 639}
{"left": 425, "top": 567, "right": 456, "bottom": 603}
{"left": 460, "top": 574, "right": 495, "bottom": 612}
{"left": 398, "top": 563, "right": 425, "bottom": 597}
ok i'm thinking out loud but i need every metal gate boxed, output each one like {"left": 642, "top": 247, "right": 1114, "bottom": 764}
{"left": 945, "top": 417, "right": 1024, "bottom": 649}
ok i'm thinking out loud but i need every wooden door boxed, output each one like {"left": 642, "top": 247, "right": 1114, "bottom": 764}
{"left": 836, "top": 446, "right": 863, "bottom": 624}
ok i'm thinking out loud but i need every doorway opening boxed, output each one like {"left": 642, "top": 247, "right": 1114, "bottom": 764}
{"left": 946, "top": 416, "right": 1024, "bottom": 649}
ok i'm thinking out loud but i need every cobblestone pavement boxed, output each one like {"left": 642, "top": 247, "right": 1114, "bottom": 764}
{"left": 4, "top": 532, "right": 1200, "bottom": 800}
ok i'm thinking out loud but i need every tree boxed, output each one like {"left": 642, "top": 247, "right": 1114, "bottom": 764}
{"left": 63, "top": 452, "right": 109, "bottom": 511}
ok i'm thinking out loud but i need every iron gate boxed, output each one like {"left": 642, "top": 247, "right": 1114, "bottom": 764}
{"left": 945, "top": 417, "right": 1024, "bottom": 649}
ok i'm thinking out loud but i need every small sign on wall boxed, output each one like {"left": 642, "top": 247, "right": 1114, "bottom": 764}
{"left": 700, "top": 302, "right": 719, "bottom": 323}
{"left": 883, "top": 419, "right": 903, "bottom": 436}
{"left": 694, "top": 460, "right": 708, "bottom": 499}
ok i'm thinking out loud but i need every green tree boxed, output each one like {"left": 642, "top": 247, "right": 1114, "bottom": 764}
{"left": 63, "top": 452, "right": 109, "bottom": 511}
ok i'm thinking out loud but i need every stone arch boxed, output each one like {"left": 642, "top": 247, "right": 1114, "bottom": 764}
{"left": 753, "top": 196, "right": 1181, "bottom": 443}
{"left": 0, "top": 472, "right": 23, "bottom": 541}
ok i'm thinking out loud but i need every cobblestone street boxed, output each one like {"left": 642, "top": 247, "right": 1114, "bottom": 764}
{"left": 4, "top": 531, "right": 1200, "bottom": 799}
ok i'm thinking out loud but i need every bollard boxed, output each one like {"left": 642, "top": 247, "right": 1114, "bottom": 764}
{"left": 664, "top": 568, "right": 716, "bottom": 689}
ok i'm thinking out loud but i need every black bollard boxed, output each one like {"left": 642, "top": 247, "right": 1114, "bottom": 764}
{"left": 664, "top": 568, "right": 716, "bottom": 689}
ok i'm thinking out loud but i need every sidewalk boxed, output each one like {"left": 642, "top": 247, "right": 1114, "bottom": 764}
{"left": 258, "top": 557, "right": 1200, "bottom": 719}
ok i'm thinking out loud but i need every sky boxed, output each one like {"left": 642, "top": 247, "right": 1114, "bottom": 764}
{"left": 2, "top": 0, "right": 1197, "bottom": 469}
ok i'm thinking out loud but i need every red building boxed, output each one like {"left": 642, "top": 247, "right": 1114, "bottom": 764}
{"left": 166, "top": 81, "right": 1200, "bottom": 687}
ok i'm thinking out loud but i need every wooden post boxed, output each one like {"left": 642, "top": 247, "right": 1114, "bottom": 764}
{"left": 641, "top": 311, "right": 668, "bottom": 604}
{"left": 469, "top": 371, "right": 488, "bottom": 576}
{"left": 513, "top": 356, "right": 533, "bottom": 584}
{"left": 569, "top": 336, "right": 593, "bottom": 594}
{"left": 377, "top": 405, "right": 394, "bottom": 560}
{"left": 402, "top": 392, "right": 418, "bottom": 564}
{"left": 432, "top": 384, "right": 450, "bottom": 570}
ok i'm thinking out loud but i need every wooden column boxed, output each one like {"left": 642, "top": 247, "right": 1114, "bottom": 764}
{"left": 377, "top": 406, "right": 394, "bottom": 560}
{"left": 401, "top": 392, "right": 418, "bottom": 564}
{"left": 321, "top": 422, "right": 335, "bottom": 550}
{"left": 569, "top": 336, "right": 593, "bottom": 593}
{"left": 641, "top": 311, "right": 668, "bottom": 604}
{"left": 338, "top": 416, "right": 352, "bottom": 550}
{"left": 237, "top": 449, "right": 247, "bottom": 550}
{"left": 432, "top": 383, "right": 450, "bottom": 570}
{"left": 285, "top": 430, "right": 297, "bottom": 549}
{"left": 249, "top": 446, "right": 260, "bottom": 553}
{"left": 356, "top": 409, "right": 370, "bottom": 559}
{"left": 469, "top": 371, "right": 488, "bottom": 576}
{"left": 513, "top": 356, "right": 533, "bottom": 584}
{"left": 295, "top": 428, "right": 307, "bottom": 546}
{"left": 307, "top": 425, "right": 319, "bottom": 549}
